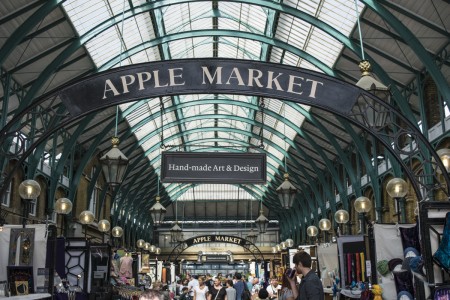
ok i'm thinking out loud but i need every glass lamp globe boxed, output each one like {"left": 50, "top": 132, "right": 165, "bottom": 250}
{"left": 112, "top": 226, "right": 123, "bottom": 237}
{"left": 285, "top": 239, "right": 294, "bottom": 248}
{"left": 55, "top": 198, "right": 73, "bottom": 215}
{"left": 79, "top": 210, "right": 95, "bottom": 225}
{"left": 149, "top": 245, "right": 156, "bottom": 253}
{"left": 144, "top": 242, "right": 151, "bottom": 251}
{"left": 319, "top": 218, "right": 332, "bottom": 231}
{"left": 436, "top": 148, "right": 450, "bottom": 174}
{"left": 19, "top": 179, "right": 41, "bottom": 199}
{"left": 280, "top": 241, "right": 287, "bottom": 249}
{"left": 354, "top": 196, "right": 372, "bottom": 213}
{"left": 155, "top": 248, "right": 161, "bottom": 255}
{"left": 386, "top": 178, "right": 408, "bottom": 198}
{"left": 271, "top": 246, "right": 277, "bottom": 254}
{"left": 307, "top": 225, "right": 319, "bottom": 237}
{"left": 276, "top": 244, "right": 282, "bottom": 252}
{"left": 137, "top": 239, "right": 145, "bottom": 248}
{"left": 334, "top": 209, "right": 349, "bottom": 224}
{"left": 98, "top": 219, "right": 111, "bottom": 232}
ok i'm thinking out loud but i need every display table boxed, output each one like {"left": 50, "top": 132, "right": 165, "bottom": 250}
{"left": 0, "top": 293, "right": 51, "bottom": 299}
{"left": 339, "top": 289, "right": 361, "bottom": 299}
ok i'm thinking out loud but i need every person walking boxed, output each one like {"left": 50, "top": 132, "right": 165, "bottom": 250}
{"left": 233, "top": 273, "right": 245, "bottom": 300}
{"left": 226, "top": 280, "right": 236, "bottom": 300}
{"left": 194, "top": 277, "right": 209, "bottom": 300}
{"left": 287, "top": 251, "right": 324, "bottom": 300}
{"left": 208, "top": 277, "right": 227, "bottom": 300}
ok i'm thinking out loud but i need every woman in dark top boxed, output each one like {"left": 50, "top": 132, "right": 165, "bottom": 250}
{"left": 208, "top": 278, "right": 227, "bottom": 300}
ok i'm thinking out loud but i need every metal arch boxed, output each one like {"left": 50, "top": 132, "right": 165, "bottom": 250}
{"left": 361, "top": 0, "right": 450, "bottom": 99}
{"left": 1, "top": 61, "right": 449, "bottom": 226}
{"left": 166, "top": 236, "right": 264, "bottom": 263}
{"left": 0, "top": 0, "right": 403, "bottom": 122}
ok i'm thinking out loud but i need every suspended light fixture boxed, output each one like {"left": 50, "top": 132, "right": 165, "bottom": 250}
{"left": 276, "top": 106, "right": 297, "bottom": 208}
{"left": 149, "top": 196, "right": 166, "bottom": 226}
{"left": 170, "top": 200, "right": 183, "bottom": 242}
{"left": 353, "top": 1, "right": 389, "bottom": 129}
{"left": 155, "top": 247, "right": 161, "bottom": 255}
{"left": 100, "top": 137, "right": 129, "bottom": 186}
{"left": 255, "top": 199, "right": 269, "bottom": 233}
{"left": 149, "top": 244, "right": 156, "bottom": 253}
{"left": 170, "top": 222, "right": 183, "bottom": 243}
{"left": 19, "top": 179, "right": 41, "bottom": 228}
{"left": 246, "top": 228, "right": 258, "bottom": 244}
{"left": 100, "top": 3, "right": 129, "bottom": 187}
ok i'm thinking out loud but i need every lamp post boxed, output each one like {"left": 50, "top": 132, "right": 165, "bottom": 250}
{"left": 98, "top": 219, "right": 111, "bottom": 243}
{"left": 276, "top": 173, "right": 298, "bottom": 209}
{"left": 149, "top": 196, "right": 166, "bottom": 227}
{"left": 19, "top": 179, "right": 41, "bottom": 228}
{"left": 55, "top": 198, "right": 73, "bottom": 236}
{"left": 79, "top": 210, "right": 94, "bottom": 239}
{"left": 318, "top": 218, "right": 331, "bottom": 242}
{"left": 100, "top": 137, "right": 129, "bottom": 186}
{"left": 307, "top": 225, "right": 318, "bottom": 244}
{"left": 386, "top": 178, "right": 408, "bottom": 223}
{"left": 334, "top": 209, "right": 349, "bottom": 236}
{"left": 354, "top": 197, "right": 372, "bottom": 234}
{"left": 137, "top": 239, "right": 145, "bottom": 249}
{"left": 112, "top": 226, "right": 124, "bottom": 247}
{"left": 436, "top": 148, "right": 450, "bottom": 174}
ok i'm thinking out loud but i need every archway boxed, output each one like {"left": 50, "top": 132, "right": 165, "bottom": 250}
{"left": 0, "top": 58, "right": 449, "bottom": 207}
{"left": 166, "top": 234, "right": 264, "bottom": 262}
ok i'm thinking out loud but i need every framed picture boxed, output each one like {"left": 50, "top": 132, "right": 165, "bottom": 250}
{"left": 7, "top": 266, "right": 34, "bottom": 296}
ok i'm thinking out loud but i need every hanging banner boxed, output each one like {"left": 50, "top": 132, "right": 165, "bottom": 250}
{"left": 161, "top": 152, "right": 266, "bottom": 184}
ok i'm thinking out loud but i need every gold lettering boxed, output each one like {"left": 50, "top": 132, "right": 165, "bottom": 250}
{"left": 226, "top": 68, "right": 245, "bottom": 85}
{"left": 137, "top": 72, "right": 151, "bottom": 90}
{"left": 202, "top": 66, "right": 223, "bottom": 84}
{"left": 103, "top": 79, "right": 120, "bottom": 99}
{"left": 169, "top": 68, "right": 185, "bottom": 86}
{"left": 120, "top": 75, "right": 135, "bottom": 93}
{"left": 266, "top": 71, "right": 284, "bottom": 90}
{"left": 306, "top": 79, "right": 323, "bottom": 98}
{"left": 248, "top": 69, "right": 264, "bottom": 87}
{"left": 153, "top": 70, "right": 168, "bottom": 87}
{"left": 287, "top": 75, "right": 304, "bottom": 95}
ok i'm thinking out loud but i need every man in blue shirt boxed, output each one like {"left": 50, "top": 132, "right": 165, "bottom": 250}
{"left": 233, "top": 273, "right": 245, "bottom": 300}
{"left": 287, "top": 251, "right": 324, "bottom": 300}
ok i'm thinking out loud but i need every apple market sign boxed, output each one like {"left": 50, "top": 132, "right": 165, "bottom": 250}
{"left": 59, "top": 58, "right": 360, "bottom": 117}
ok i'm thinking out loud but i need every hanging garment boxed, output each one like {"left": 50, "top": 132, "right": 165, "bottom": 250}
{"left": 355, "top": 253, "right": 361, "bottom": 282}
{"left": 360, "top": 252, "right": 365, "bottom": 281}
{"left": 433, "top": 212, "right": 450, "bottom": 270}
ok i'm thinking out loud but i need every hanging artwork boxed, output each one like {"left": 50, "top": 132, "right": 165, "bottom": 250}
{"left": 7, "top": 266, "right": 34, "bottom": 296}
{"left": 8, "top": 228, "right": 35, "bottom": 266}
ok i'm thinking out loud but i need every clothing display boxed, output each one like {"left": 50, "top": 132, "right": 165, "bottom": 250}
{"left": 119, "top": 255, "right": 133, "bottom": 278}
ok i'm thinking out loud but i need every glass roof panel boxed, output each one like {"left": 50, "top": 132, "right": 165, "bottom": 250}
{"left": 62, "top": 0, "right": 363, "bottom": 205}
{"left": 177, "top": 184, "right": 256, "bottom": 201}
